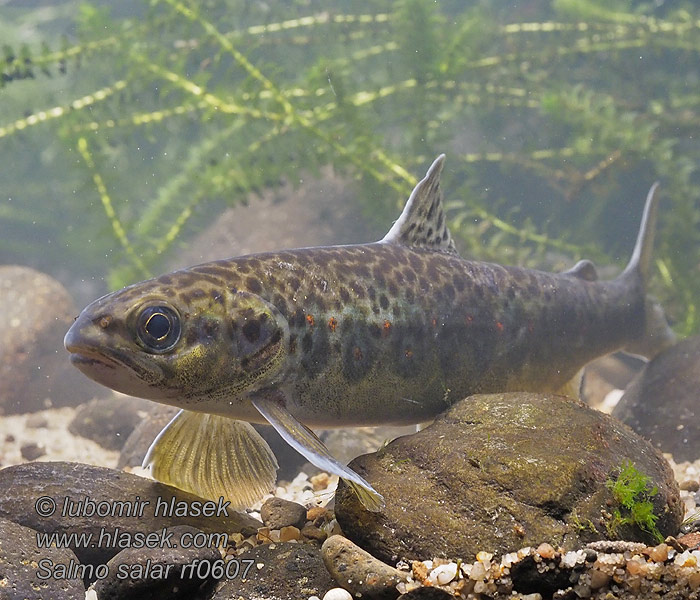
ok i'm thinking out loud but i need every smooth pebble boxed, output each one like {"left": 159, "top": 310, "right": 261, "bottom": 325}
{"left": 322, "top": 588, "right": 352, "bottom": 600}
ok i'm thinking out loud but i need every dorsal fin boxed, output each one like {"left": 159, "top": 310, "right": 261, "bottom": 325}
{"left": 381, "top": 154, "right": 458, "bottom": 255}
{"left": 562, "top": 259, "right": 598, "bottom": 281}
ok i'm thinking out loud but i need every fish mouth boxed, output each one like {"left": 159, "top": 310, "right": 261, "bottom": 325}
{"left": 67, "top": 346, "right": 121, "bottom": 370}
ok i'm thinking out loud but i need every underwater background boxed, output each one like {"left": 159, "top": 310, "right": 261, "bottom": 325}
{"left": 2, "top": 1, "right": 700, "bottom": 599}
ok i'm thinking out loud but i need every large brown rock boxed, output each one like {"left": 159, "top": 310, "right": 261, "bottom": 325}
{"left": 69, "top": 395, "right": 153, "bottom": 451}
{"left": 0, "top": 265, "right": 104, "bottom": 414}
{"left": 0, "top": 517, "right": 85, "bottom": 599}
{"left": 210, "top": 542, "right": 336, "bottom": 599}
{"left": 91, "top": 525, "right": 220, "bottom": 600}
{"left": 335, "top": 393, "right": 682, "bottom": 563}
{"left": 0, "top": 462, "right": 261, "bottom": 567}
{"left": 613, "top": 335, "right": 700, "bottom": 462}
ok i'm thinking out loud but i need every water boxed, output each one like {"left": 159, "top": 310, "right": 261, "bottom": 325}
{"left": 1, "top": 1, "right": 699, "bottom": 598}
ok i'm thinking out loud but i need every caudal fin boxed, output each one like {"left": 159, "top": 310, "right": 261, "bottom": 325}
{"left": 621, "top": 183, "right": 676, "bottom": 359}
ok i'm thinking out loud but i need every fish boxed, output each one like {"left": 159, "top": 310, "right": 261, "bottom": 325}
{"left": 64, "top": 154, "right": 676, "bottom": 512}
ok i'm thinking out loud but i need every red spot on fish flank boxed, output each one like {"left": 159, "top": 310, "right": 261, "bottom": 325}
{"left": 431, "top": 318, "right": 438, "bottom": 328}
{"left": 496, "top": 321, "right": 504, "bottom": 332}
{"left": 328, "top": 317, "right": 337, "bottom": 332}
{"left": 466, "top": 315, "right": 474, "bottom": 325}
{"left": 405, "top": 348, "right": 413, "bottom": 358}
{"left": 353, "top": 347, "right": 363, "bottom": 361}
{"left": 306, "top": 314, "right": 315, "bottom": 327}
{"left": 382, "top": 320, "right": 391, "bottom": 337}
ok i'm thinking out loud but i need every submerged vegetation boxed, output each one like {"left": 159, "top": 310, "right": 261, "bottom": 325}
{"left": 1, "top": 0, "right": 699, "bottom": 333}
{"left": 605, "top": 460, "right": 663, "bottom": 544}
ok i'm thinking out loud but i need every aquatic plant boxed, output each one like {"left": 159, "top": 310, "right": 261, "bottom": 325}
{"left": 1, "top": 0, "right": 699, "bottom": 334}
{"left": 605, "top": 460, "right": 663, "bottom": 544}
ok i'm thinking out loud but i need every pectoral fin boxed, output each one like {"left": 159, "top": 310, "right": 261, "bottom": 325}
{"left": 143, "top": 409, "right": 278, "bottom": 510}
{"left": 250, "top": 392, "right": 385, "bottom": 512}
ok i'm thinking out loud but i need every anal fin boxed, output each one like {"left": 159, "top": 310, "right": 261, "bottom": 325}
{"left": 250, "top": 392, "right": 385, "bottom": 512}
{"left": 143, "top": 409, "right": 278, "bottom": 510}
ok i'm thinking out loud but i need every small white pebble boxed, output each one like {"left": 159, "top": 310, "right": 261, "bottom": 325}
{"left": 322, "top": 588, "right": 352, "bottom": 600}
{"left": 560, "top": 551, "right": 581, "bottom": 568}
{"left": 428, "top": 562, "right": 458, "bottom": 585}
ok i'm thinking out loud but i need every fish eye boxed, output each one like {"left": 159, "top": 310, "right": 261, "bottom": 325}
{"left": 136, "top": 305, "right": 181, "bottom": 353}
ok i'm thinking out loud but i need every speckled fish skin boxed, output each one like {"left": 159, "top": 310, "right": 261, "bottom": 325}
{"left": 64, "top": 155, "right": 671, "bottom": 429}
{"left": 202, "top": 248, "right": 634, "bottom": 425}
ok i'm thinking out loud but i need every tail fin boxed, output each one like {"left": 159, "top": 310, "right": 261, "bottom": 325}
{"left": 621, "top": 183, "right": 676, "bottom": 359}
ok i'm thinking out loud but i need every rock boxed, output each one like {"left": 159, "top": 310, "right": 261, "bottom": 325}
{"left": 0, "top": 265, "right": 104, "bottom": 414}
{"left": 118, "top": 403, "right": 307, "bottom": 481}
{"left": 260, "top": 497, "right": 307, "bottom": 530}
{"left": 91, "top": 525, "right": 220, "bottom": 600}
{"left": 581, "top": 353, "right": 643, "bottom": 411}
{"left": 302, "top": 523, "right": 328, "bottom": 542}
{"left": 117, "top": 404, "right": 180, "bottom": 469}
{"left": 170, "top": 167, "right": 377, "bottom": 269}
{"left": 0, "top": 462, "right": 261, "bottom": 567}
{"left": 20, "top": 441, "right": 46, "bottom": 461}
{"left": 0, "top": 517, "right": 85, "bottom": 599}
{"left": 210, "top": 542, "right": 335, "bottom": 599}
{"left": 69, "top": 395, "right": 153, "bottom": 451}
{"left": 398, "top": 589, "right": 454, "bottom": 599}
{"left": 612, "top": 335, "right": 700, "bottom": 462}
{"left": 335, "top": 393, "right": 683, "bottom": 563}
{"left": 322, "top": 534, "right": 407, "bottom": 600}
{"left": 26, "top": 413, "right": 49, "bottom": 428}
{"left": 322, "top": 589, "right": 353, "bottom": 600}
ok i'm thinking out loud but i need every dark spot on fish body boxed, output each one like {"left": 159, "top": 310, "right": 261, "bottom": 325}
{"left": 408, "top": 254, "right": 422, "bottom": 272}
{"left": 300, "top": 320, "right": 331, "bottom": 378}
{"left": 201, "top": 319, "right": 220, "bottom": 340}
{"left": 394, "top": 270, "right": 405, "bottom": 285}
{"left": 390, "top": 322, "right": 427, "bottom": 379}
{"left": 158, "top": 275, "right": 173, "bottom": 286}
{"left": 301, "top": 332, "right": 313, "bottom": 353}
{"left": 368, "top": 286, "right": 376, "bottom": 302}
{"left": 242, "top": 319, "right": 261, "bottom": 343}
{"left": 272, "top": 294, "right": 289, "bottom": 318}
{"left": 372, "top": 268, "right": 386, "bottom": 289}
{"left": 350, "top": 283, "right": 365, "bottom": 300}
{"left": 388, "top": 281, "right": 398, "bottom": 297}
{"left": 403, "top": 268, "right": 417, "bottom": 284}
{"left": 379, "top": 294, "right": 390, "bottom": 310}
{"left": 339, "top": 287, "right": 350, "bottom": 304}
{"left": 246, "top": 276, "right": 263, "bottom": 294}
{"left": 236, "top": 262, "right": 250, "bottom": 274}
{"left": 443, "top": 283, "right": 455, "bottom": 300}
{"left": 289, "top": 277, "right": 301, "bottom": 292}
{"left": 355, "top": 264, "right": 370, "bottom": 278}
{"left": 290, "top": 310, "right": 306, "bottom": 329}
{"left": 405, "top": 288, "right": 415, "bottom": 304}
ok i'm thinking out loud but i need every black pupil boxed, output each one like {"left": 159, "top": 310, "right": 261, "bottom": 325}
{"left": 146, "top": 313, "right": 171, "bottom": 340}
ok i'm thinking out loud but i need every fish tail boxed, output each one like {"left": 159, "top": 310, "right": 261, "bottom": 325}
{"left": 620, "top": 183, "right": 676, "bottom": 359}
